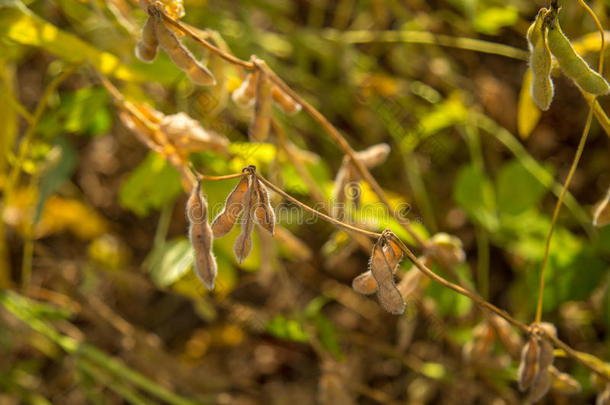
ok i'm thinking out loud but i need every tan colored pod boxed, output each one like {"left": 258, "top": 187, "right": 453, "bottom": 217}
{"left": 135, "top": 16, "right": 158, "bottom": 62}
{"left": 518, "top": 336, "right": 540, "bottom": 391}
{"left": 351, "top": 271, "right": 378, "bottom": 295}
{"left": 369, "top": 241, "right": 405, "bottom": 314}
{"left": 233, "top": 183, "right": 256, "bottom": 263}
{"left": 547, "top": 14, "right": 610, "bottom": 95}
{"left": 593, "top": 188, "right": 610, "bottom": 227}
{"left": 187, "top": 181, "right": 217, "bottom": 290}
{"left": 232, "top": 72, "right": 258, "bottom": 107}
{"left": 211, "top": 175, "right": 249, "bottom": 237}
{"left": 550, "top": 368, "right": 581, "bottom": 394}
{"left": 249, "top": 65, "right": 272, "bottom": 142}
{"left": 252, "top": 177, "right": 275, "bottom": 235}
{"left": 154, "top": 13, "right": 216, "bottom": 86}
{"left": 598, "top": 384, "right": 610, "bottom": 405}
{"left": 355, "top": 143, "right": 391, "bottom": 168}
{"left": 527, "top": 9, "right": 554, "bottom": 110}
{"left": 271, "top": 86, "right": 302, "bottom": 114}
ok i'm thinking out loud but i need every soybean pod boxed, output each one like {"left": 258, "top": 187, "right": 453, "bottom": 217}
{"left": 547, "top": 14, "right": 610, "bottom": 95}
{"left": 527, "top": 8, "right": 554, "bottom": 110}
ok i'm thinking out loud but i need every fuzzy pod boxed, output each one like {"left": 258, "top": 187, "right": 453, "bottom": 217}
{"left": 355, "top": 143, "right": 391, "bottom": 168}
{"left": 518, "top": 337, "right": 540, "bottom": 391}
{"left": 211, "top": 176, "right": 250, "bottom": 237}
{"left": 598, "top": 384, "right": 610, "bottom": 405}
{"left": 593, "top": 188, "right": 610, "bottom": 227}
{"left": 271, "top": 86, "right": 302, "bottom": 114}
{"left": 187, "top": 182, "right": 217, "bottom": 290}
{"left": 154, "top": 13, "right": 216, "bottom": 86}
{"left": 232, "top": 72, "right": 258, "bottom": 107}
{"left": 383, "top": 237, "right": 403, "bottom": 273}
{"left": 135, "top": 16, "right": 159, "bottom": 62}
{"left": 527, "top": 9, "right": 554, "bottom": 110}
{"left": 351, "top": 271, "right": 378, "bottom": 295}
{"left": 550, "top": 369, "right": 581, "bottom": 394}
{"left": 249, "top": 66, "right": 273, "bottom": 142}
{"left": 252, "top": 177, "right": 275, "bottom": 235}
{"left": 233, "top": 183, "right": 257, "bottom": 263}
{"left": 547, "top": 15, "right": 610, "bottom": 95}
{"left": 331, "top": 161, "right": 355, "bottom": 219}
{"left": 369, "top": 242, "right": 405, "bottom": 315}
{"left": 528, "top": 338, "right": 554, "bottom": 402}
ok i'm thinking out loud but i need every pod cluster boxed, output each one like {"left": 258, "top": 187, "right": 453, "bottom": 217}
{"left": 211, "top": 166, "right": 276, "bottom": 264}
{"left": 231, "top": 59, "right": 302, "bottom": 142}
{"left": 517, "top": 322, "right": 557, "bottom": 403}
{"left": 135, "top": 4, "right": 216, "bottom": 86}
{"left": 527, "top": 7, "right": 610, "bottom": 110}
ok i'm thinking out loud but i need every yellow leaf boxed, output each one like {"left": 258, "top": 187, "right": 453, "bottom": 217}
{"left": 517, "top": 69, "right": 542, "bottom": 139}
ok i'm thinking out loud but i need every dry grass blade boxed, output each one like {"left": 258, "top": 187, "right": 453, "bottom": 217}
{"left": 249, "top": 61, "right": 272, "bottom": 141}
{"left": 153, "top": 8, "right": 216, "bottom": 86}
{"left": 233, "top": 181, "right": 256, "bottom": 263}
{"left": 187, "top": 181, "right": 217, "bottom": 289}
{"left": 252, "top": 177, "right": 275, "bottom": 235}
{"left": 369, "top": 240, "right": 405, "bottom": 314}
{"left": 232, "top": 72, "right": 258, "bottom": 107}
{"left": 135, "top": 16, "right": 158, "bottom": 62}
{"left": 211, "top": 175, "right": 249, "bottom": 237}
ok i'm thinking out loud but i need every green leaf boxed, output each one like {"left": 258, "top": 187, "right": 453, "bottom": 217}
{"left": 473, "top": 7, "right": 518, "bottom": 35}
{"left": 313, "top": 314, "right": 343, "bottom": 359}
{"left": 496, "top": 159, "right": 546, "bottom": 216}
{"left": 119, "top": 153, "right": 183, "bottom": 217}
{"left": 265, "top": 316, "right": 309, "bottom": 343}
{"left": 147, "top": 238, "right": 193, "bottom": 288}
{"left": 34, "top": 137, "right": 77, "bottom": 224}
{"left": 453, "top": 164, "right": 498, "bottom": 230}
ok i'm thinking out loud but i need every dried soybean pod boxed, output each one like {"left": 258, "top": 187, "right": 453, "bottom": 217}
{"left": 355, "top": 143, "right": 391, "bottom": 168}
{"left": 352, "top": 271, "right": 378, "bottom": 295}
{"left": 518, "top": 336, "right": 540, "bottom": 391}
{"left": 369, "top": 241, "right": 405, "bottom": 315}
{"left": 252, "top": 177, "right": 275, "bottom": 235}
{"left": 527, "top": 9, "right": 554, "bottom": 110}
{"left": 211, "top": 175, "right": 249, "bottom": 237}
{"left": 529, "top": 337, "right": 554, "bottom": 402}
{"left": 187, "top": 181, "right": 217, "bottom": 290}
{"left": 249, "top": 63, "right": 272, "bottom": 142}
{"left": 233, "top": 182, "right": 256, "bottom": 263}
{"left": 550, "top": 368, "right": 581, "bottom": 394}
{"left": 232, "top": 72, "right": 258, "bottom": 107}
{"left": 547, "top": 15, "right": 610, "bottom": 95}
{"left": 135, "top": 16, "right": 158, "bottom": 62}
{"left": 154, "top": 12, "right": 216, "bottom": 86}
{"left": 383, "top": 236, "right": 403, "bottom": 273}
{"left": 271, "top": 86, "right": 302, "bottom": 114}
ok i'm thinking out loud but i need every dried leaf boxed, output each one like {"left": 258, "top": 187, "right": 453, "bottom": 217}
{"left": 369, "top": 241, "right": 405, "bottom": 315}
{"left": 154, "top": 13, "right": 216, "bottom": 86}
{"left": 187, "top": 182, "right": 217, "bottom": 289}
{"left": 135, "top": 16, "right": 158, "bottom": 62}
{"left": 233, "top": 183, "right": 256, "bottom": 263}
{"left": 249, "top": 65, "right": 272, "bottom": 141}
{"left": 211, "top": 175, "right": 249, "bottom": 237}
{"left": 232, "top": 72, "right": 258, "bottom": 107}
{"left": 351, "top": 271, "right": 377, "bottom": 295}
{"left": 252, "top": 177, "right": 275, "bottom": 235}
{"left": 271, "top": 86, "right": 301, "bottom": 114}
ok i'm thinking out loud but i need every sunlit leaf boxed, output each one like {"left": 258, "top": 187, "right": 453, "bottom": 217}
{"left": 473, "top": 7, "right": 518, "bottom": 35}
{"left": 517, "top": 69, "right": 542, "bottom": 139}
{"left": 496, "top": 159, "right": 546, "bottom": 216}
{"left": 148, "top": 238, "right": 193, "bottom": 288}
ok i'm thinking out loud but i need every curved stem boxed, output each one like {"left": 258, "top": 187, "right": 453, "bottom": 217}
{"left": 576, "top": 0, "right": 605, "bottom": 73}
{"left": 535, "top": 109, "right": 593, "bottom": 323}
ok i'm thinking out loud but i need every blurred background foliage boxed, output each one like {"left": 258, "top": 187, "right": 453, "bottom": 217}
{"left": 1, "top": 0, "right": 610, "bottom": 403}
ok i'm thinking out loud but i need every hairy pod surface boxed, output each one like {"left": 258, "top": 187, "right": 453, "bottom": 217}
{"left": 528, "top": 338, "right": 554, "bottom": 402}
{"left": 547, "top": 15, "right": 610, "bottom": 95}
{"left": 271, "top": 86, "right": 302, "bottom": 114}
{"left": 135, "top": 16, "right": 159, "bottom": 62}
{"left": 154, "top": 13, "right": 216, "bottom": 86}
{"left": 211, "top": 176, "right": 249, "bottom": 237}
{"left": 527, "top": 9, "right": 554, "bottom": 110}
{"left": 355, "top": 143, "right": 391, "bottom": 168}
{"left": 351, "top": 271, "right": 378, "bottom": 295}
{"left": 550, "top": 369, "right": 581, "bottom": 394}
{"left": 518, "top": 337, "right": 540, "bottom": 391}
{"left": 593, "top": 188, "right": 610, "bottom": 227}
{"left": 249, "top": 66, "right": 272, "bottom": 141}
{"left": 232, "top": 73, "right": 258, "bottom": 107}
{"left": 187, "top": 182, "right": 217, "bottom": 289}
{"left": 598, "top": 384, "right": 610, "bottom": 405}
{"left": 252, "top": 178, "right": 275, "bottom": 235}
{"left": 369, "top": 241, "right": 405, "bottom": 314}
{"left": 233, "top": 181, "right": 256, "bottom": 263}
